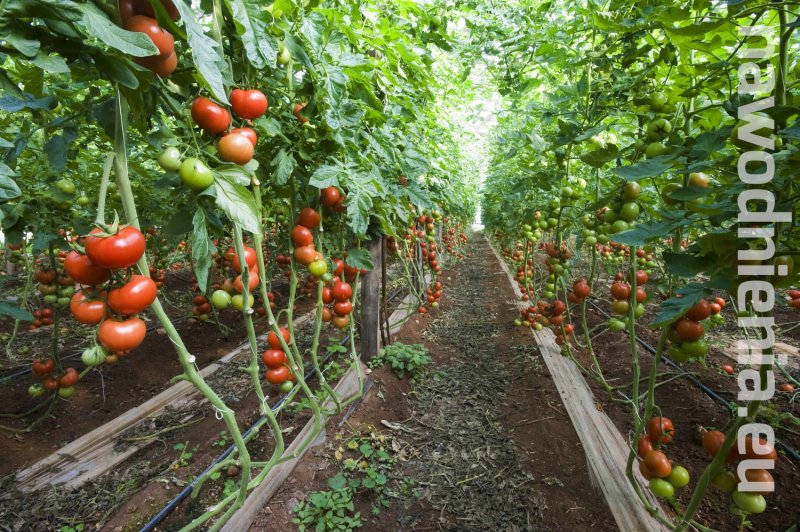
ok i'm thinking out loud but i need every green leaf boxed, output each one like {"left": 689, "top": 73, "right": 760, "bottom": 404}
{"left": 308, "top": 163, "right": 344, "bottom": 188}
{"left": 172, "top": 0, "right": 230, "bottom": 103}
{"left": 612, "top": 155, "right": 676, "bottom": 181}
{"left": 612, "top": 213, "right": 697, "bottom": 246}
{"left": 651, "top": 283, "right": 707, "bottom": 327}
{"left": 0, "top": 171, "right": 21, "bottom": 200}
{"left": 401, "top": 148, "right": 430, "bottom": 179}
{"left": 93, "top": 54, "right": 140, "bottom": 89}
{"left": 345, "top": 248, "right": 373, "bottom": 271}
{"left": 163, "top": 204, "right": 195, "bottom": 236}
{"left": 1, "top": 25, "right": 40, "bottom": 57}
{"left": 271, "top": 149, "right": 296, "bottom": 186}
{"left": 0, "top": 138, "right": 13, "bottom": 149}
{"left": 0, "top": 302, "right": 33, "bottom": 321}
{"left": 0, "top": 94, "right": 56, "bottom": 112}
{"left": 667, "top": 186, "right": 712, "bottom": 201}
{"left": 44, "top": 134, "right": 67, "bottom": 170}
{"left": 224, "top": 0, "right": 278, "bottom": 69}
{"left": 191, "top": 208, "right": 216, "bottom": 293}
{"left": 77, "top": 3, "right": 160, "bottom": 57}
{"left": 663, "top": 252, "right": 708, "bottom": 277}
{"left": 29, "top": 51, "right": 70, "bottom": 73}
{"left": 327, "top": 473, "right": 347, "bottom": 490}
{"left": 213, "top": 172, "right": 260, "bottom": 234}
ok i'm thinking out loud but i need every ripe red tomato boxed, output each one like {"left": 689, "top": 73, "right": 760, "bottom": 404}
{"left": 108, "top": 275, "right": 158, "bottom": 315}
{"left": 639, "top": 460, "right": 653, "bottom": 480}
{"left": 647, "top": 416, "right": 675, "bottom": 444}
{"left": 43, "top": 377, "right": 60, "bottom": 392}
{"left": 230, "top": 127, "right": 257, "bottom": 147}
{"left": 266, "top": 366, "right": 290, "bottom": 385}
{"left": 779, "top": 383, "right": 795, "bottom": 392}
{"left": 675, "top": 318, "right": 704, "bottom": 341}
{"left": 267, "top": 328, "right": 291, "bottom": 349}
{"left": 191, "top": 97, "right": 231, "bottom": 135}
{"left": 32, "top": 358, "right": 55, "bottom": 379}
{"left": 737, "top": 469, "right": 774, "bottom": 495}
{"left": 322, "top": 287, "right": 333, "bottom": 304}
{"left": 98, "top": 317, "right": 147, "bottom": 352}
{"left": 85, "top": 226, "right": 146, "bottom": 269}
{"left": 702, "top": 429, "right": 725, "bottom": 457}
{"left": 34, "top": 269, "right": 57, "bottom": 283}
{"left": 685, "top": 299, "right": 711, "bottom": 321}
{"left": 320, "top": 187, "right": 341, "bottom": 208}
{"left": 293, "top": 102, "right": 309, "bottom": 123}
{"left": 715, "top": 296, "right": 727, "bottom": 308}
{"left": 262, "top": 349, "right": 288, "bottom": 369}
{"left": 332, "top": 258, "right": 344, "bottom": 276}
{"left": 333, "top": 300, "right": 353, "bottom": 316}
{"left": 294, "top": 245, "right": 317, "bottom": 266}
{"left": 634, "top": 270, "right": 648, "bottom": 285}
{"left": 610, "top": 281, "right": 631, "bottom": 300}
{"left": 64, "top": 251, "right": 110, "bottom": 285}
{"left": 70, "top": 292, "right": 107, "bottom": 324}
{"left": 331, "top": 281, "right": 353, "bottom": 301}
{"left": 296, "top": 208, "right": 320, "bottom": 229}
{"left": 321, "top": 307, "right": 332, "bottom": 322}
{"left": 332, "top": 314, "right": 350, "bottom": 329}
{"left": 709, "top": 302, "right": 722, "bottom": 314}
{"left": 230, "top": 89, "right": 268, "bottom": 120}
{"left": 125, "top": 16, "right": 174, "bottom": 57}
{"left": 59, "top": 368, "right": 79, "bottom": 387}
{"left": 232, "top": 246, "right": 258, "bottom": 273}
{"left": 637, "top": 436, "right": 654, "bottom": 458}
{"left": 643, "top": 450, "right": 672, "bottom": 478}
{"left": 291, "top": 225, "right": 314, "bottom": 247}
{"left": 234, "top": 270, "right": 259, "bottom": 293}
{"left": 573, "top": 281, "right": 591, "bottom": 299}
{"left": 218, "top": 133, "right": 254, "bottom": 165}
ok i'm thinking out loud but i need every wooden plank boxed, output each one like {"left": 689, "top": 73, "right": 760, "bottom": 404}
{"left": 487, "top": 237, "right": 668, "bottom": 532}
{"left": 222, "top": 362, "right": 365, "bottom": 532}
{"left": 15, "top": 312, "right": 314, "bottom": 492}
{"left": 359, "top": 236, "right": 382, "bottom": 362}
{"left": 721, "top": 341, "right": 798, "bottom": 370}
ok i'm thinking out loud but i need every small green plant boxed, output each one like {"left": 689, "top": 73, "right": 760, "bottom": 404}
{"left": 211, "top": 430, "right": 230, "bottom": 448}
{"left": 368, "top": 342, "right": 431, "bottom": 378}
{"left": 171, "top": 442, "right": 194, "bottom": 469}
{"left": 60, "top": 525, "right": 84, "bottom": 532}
{"left": 293, "top": 473, "right": 362, "bottom": 531}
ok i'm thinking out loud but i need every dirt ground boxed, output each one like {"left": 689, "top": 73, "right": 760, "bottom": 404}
{"left": 254, "top": 236, "right": 616, "bottom": 531}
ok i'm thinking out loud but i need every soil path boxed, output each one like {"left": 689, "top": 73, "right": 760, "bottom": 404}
{"left": 258, "top": 235, "right": 616, "bottom": 531}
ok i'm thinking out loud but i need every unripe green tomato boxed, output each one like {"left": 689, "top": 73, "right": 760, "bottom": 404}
{"left": 211, "top": 289, "right": 232, "bottom": 309}
{"left": 277, "top": 44, "right": 291, "bottom": 65}
{"left": 681, "top": 339, "right": 708, "bottom": 358}
{"left": 279, "top": 380, "right": 294, "bottom": 393}
{"left": 622, "top": 182, "right": 641, "bottom": 201}
{"left": 634, "top": 303, "right": 646, "bottom": 318}
{"left": 543, "top": 291, "right": 554, "bottom": 299}
{"left": 513, "top": 318, "right": 522, "bottom": 327}
{"left": 77, "top": 195, "right": 90, "bottom": 206}
{"left": 431, "top": 301, "right": 439, "bottom": 309}
{"left": 44, "top": 294, "right": 59, "bottom": 305}
{"left": 547, "top": 218, "right": 558, "bottom": 228}
{"left": 620, "top": 202, "right": 640, "bottom": 222}
{"left": 231, "top": 293, "right": 254, "bottom": 310}
{"left": 59, "top": 286, "right": 75, "bottom": 297}
{"left": 521, "top": 320, "right": 530, "bottom": 327}
{"left": 608, "top": 319, "right": 626, "bottom": 331}
{"left": 712, "top": 471, "right": 737, "bottom": 493}
{"left": 645, "top": 142, "right": 669, "bottom": 158}
{"left": 667, "top": 466, "right": 690, "bottom": 488}
{"left": 574, "top": 178, "right": 587, "bottom": 191}
{"left": 732, "top": 491, "right": 766, "bottom": 514}
{"left": 561, "top": 186, "right": 574, "bottom": 198}
{"left": 55, "top": 178, "right": 76, "bottom": 195}
{"left": 158, "top": 147, "right": 183, "bottom": 171}
{"left": 597, "top": 234, "right": 609, "bottom": 244}
{"left": 81, "top": 346, "right": 107, "bottom": 367}
{"left": 534, "top": 323, "right": 543, "bottom": 331}
{"left": 646, "top": 260, "right": 655, "bottom": 268}
{"left": 197, "top": 313, "right": 209, "bottom": 321}
{"left": 308, "top": 259, "right": 328, "bottom": 277}
{"left": 179, "top": 158, "right": 214, "bottom": 191}
{"left": 611, "top": 220, "right": 629, "bottom": 233}
{"left": 604, "top": 210, "right": 618, "bottom": 224}
{"left": 668, "top": 344, "right": 691, "bottom": 362}
{"left": 649, "top": 478, "right": 675, "bottom": 499}
{"left": 585, "top": 236, "right": 597, "bottom": 246}
{"left": 28, "top": 383, "right": 45, "bottom": 397}
{"left": 58, "top": 386, "right": 76, "bottom": 398}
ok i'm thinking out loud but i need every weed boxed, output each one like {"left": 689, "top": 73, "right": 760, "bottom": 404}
{"left": 368, "top": 342, "right": 431, "bottom": 378}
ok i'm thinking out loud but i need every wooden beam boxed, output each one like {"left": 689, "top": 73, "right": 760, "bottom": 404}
{"left": 359, "top": 236, "right": 382, "bottom": 362}
{"left": 487, "top": 236, "right": 669, "bottom": 532}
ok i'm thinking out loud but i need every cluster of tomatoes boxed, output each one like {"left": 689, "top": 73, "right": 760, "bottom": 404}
{"left": 636, "top": 416, "right": 691, "bottom": 500}
{"left": 666, "top": 297, "right": 725, "bottom": 363}
{"left": 120, "top": 0, "right": 179, "bottom": 77}
{"left": 29, "top": 307, "right": 54, "bottom": 330}
{"left": 291, "top": 208, "right": 329, "bottom": 278}
{"left": 606, "top": 271, "right": 648, "bottom": 331}
{"left": 567, "top": 277, "right": 591, "bottom": 304}
{"left": 29, "top": 358, "right": 80, "bottom": 399}
{"left": 320, "top": 186, "right": 347, "bottom": 213}
{"left": 701, "top": 428, "right": 776, "bottom": 515}
{"left": 787, "top": 289, "right": 800, "bottom": 311}
{"left": 66, "top": 225, "right": 156, "bottom": 357}
{"left": 33, "top": 265, "right": 74, "bottom": 321}
{"left": 418, "top": 280, "right": 443, "bottom": 314}
{"left": 539, "top": 242, "right": 571, "bottom": 300}
{"left": 262, "top": 327, "right": 296, "bottom": 392}
{"left": 600, "top": 181, "right": 643, "bottom": 236}
{"left": 442, "top": 222, "right": 467, "bottom": 259}
{"left": 321, "top": 270, "right": 354, "bottom": 329}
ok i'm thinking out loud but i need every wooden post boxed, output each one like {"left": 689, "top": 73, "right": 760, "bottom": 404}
{"left": 359, "top": 236, "right": 382, "bottom": 361}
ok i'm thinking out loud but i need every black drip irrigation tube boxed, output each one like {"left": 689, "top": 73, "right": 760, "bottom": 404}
{"left": 139, "top": 286, "right": 407, "bottom": 532}
{"left": 583, "top": 298, "right": 800, "bottom": 463}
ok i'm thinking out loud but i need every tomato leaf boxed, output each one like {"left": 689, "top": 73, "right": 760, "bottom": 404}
{"left": 0, "top": 94, "right": 57, "bottom": 112}
{"left": 612, "top": 211, "right": 698, "bottom": 246}
{"left": 77, "top": 3, "right": 160, "bottom": 57}
{"left": 172, "top": 0, "right": 231, "bottom": 104}
{"left": 345, "top": 248, "right": 373, "bottom": 271}
{"left": 224, "top": 0, "right": 278, "bottom": 69}
{"left": 213, "top": 173, "right": 260, "bottom": 234}
{"left": 191, "top": 208, "right": 216, "bottom": 293}
{"left": 612, "top": 155, "right": 677, "bottom": 181}
{"left": 271, "top": 149, "right": 296, "bottom": 186}
{"left": 662, "top": 252, "right": 708, "bottom": 278}
{"left": 0, "top": 302, "right": 33, "bottom": 322}
{"left": 309, "top": 162, "right": 345, "bottom": 189}
{"left": 650, "top": 283, "right": 707, "bottom": 328}
{"left": 666, "top": 185, "right": 712, "bottom": 201}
